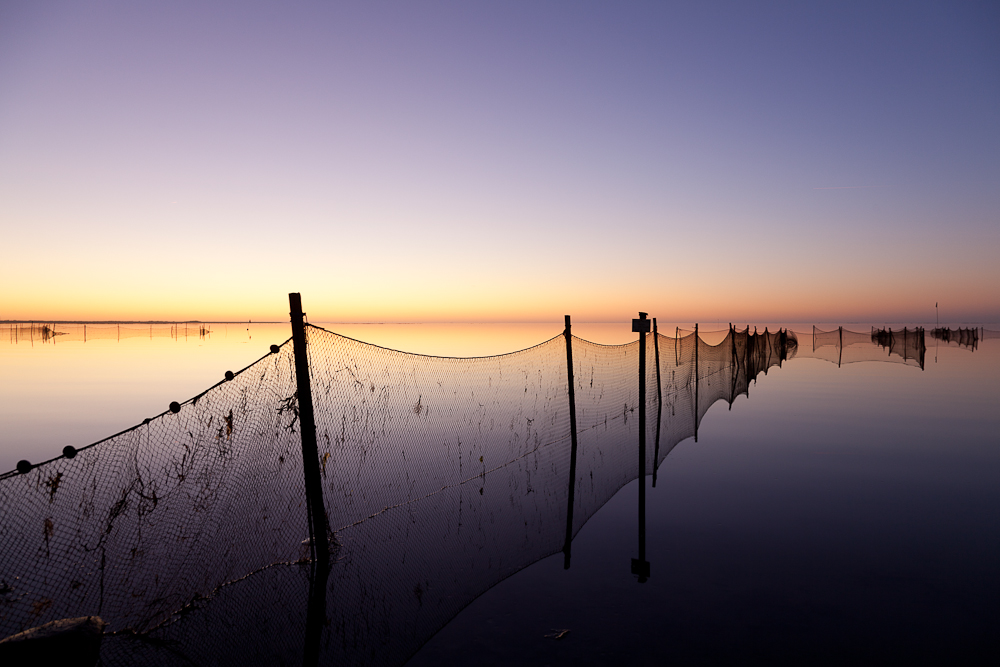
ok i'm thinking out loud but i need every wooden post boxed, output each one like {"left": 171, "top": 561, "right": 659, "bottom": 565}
{"left": 631, "top": 313, "right": 650, "bottom": 582}
{"left": 562, "top": 315, "right": 579, "bottom": 569}
{"left": 289, "top": 293, "right": 329, "bottom": 569}
{"left": 652, "top": 318, "right": 662, "bottom": 487}
{"left": 290, "top": 293, "right": 329, "bottom": 667}
{"left": 838, "top": 326, "right": 843, "bottom": 368}
{"left": 729, "top": 324, "right": 736, "bottom": 408}
{"left": 694, "top": 323, "right": 699, "bottom": 443}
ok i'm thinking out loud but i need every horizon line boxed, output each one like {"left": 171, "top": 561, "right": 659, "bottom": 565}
{"left": 3, "top": 319, "right": 998, "bottom": 326}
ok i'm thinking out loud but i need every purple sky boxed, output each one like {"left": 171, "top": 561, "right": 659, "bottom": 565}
{"left": 2, "top": 1, "right": 998, "bottom": 322}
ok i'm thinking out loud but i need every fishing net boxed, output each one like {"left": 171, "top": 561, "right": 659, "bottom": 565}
{"left": 0, "top": 342, "right": 310, "bottom": 664}
{"left": 794, "top": 326, "right": 926, "bottom": 368}
{"left": 931, "top": 327, "right": 981, "bottom": 350}
{"left": 0, "top": 323, "right": 850, "bottom": 665}
{"left": 1, "top": 323, "right": 212, "bottom": 344}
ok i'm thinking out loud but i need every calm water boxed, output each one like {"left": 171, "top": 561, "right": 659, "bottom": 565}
{"left": 0, "top": 322, "right": 636, "bottom": 472}
{"left": 413, "top": 333, "right": 1000, "bottom": 665}
{"left": 1, "top": 322, "right": 997, "bottom": 664}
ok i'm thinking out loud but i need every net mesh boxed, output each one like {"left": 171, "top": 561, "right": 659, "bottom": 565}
{"left": 930, "top": 326, "right": 980, "bottom": 350}
{"left": 0, "top": 342, "right": 309, "bottom": 663}
{"left": 1, "top": 323, "right": 214, "bottom": 344}
{"left": 0, "top": 323, "right": 914, "bottom": 665}
{"left": 795, "top": 326, "right": 927, "bottom": 368}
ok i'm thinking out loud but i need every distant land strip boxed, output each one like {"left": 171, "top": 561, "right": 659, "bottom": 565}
{"left": 0, "top": 320, "right": 282, "bottom": 325}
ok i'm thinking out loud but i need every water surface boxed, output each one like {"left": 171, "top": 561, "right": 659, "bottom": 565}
{"left": 1, "top": 322, "right": 996, "bottom": 665}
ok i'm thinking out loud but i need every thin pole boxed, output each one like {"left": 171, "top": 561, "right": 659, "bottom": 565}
{"left": 838, "top": 326, "right": 843, "bottom": 368}
{"left": 694, "top": 323, "right": 699, "bottom": 443}
{"left": 652, "top": 318, "right": 662, "bottom": 487}
{"left": 562, "top": 315, "right": 579, "bottom": 569}
{"left": 729, "top": 324, "right": 736, "bottom": 408}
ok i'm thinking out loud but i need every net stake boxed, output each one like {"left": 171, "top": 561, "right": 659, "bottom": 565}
{"left": 289, "top": 293, "right": 329, "bottom": 667}
{"left": 562, "top": 315, "right": 579, "bottom": 569}
{"left": 631, "top": 312, "right": 650, "bottom": 583}
{"left": 694, "top": 323, "right": 699, "bottom": 443}
{"left": 652, "top": 318, "right": 662, "bottom": 487}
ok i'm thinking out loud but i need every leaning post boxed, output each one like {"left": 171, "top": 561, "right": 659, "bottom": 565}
{"left": 562, "top": 315, "right": 580, "bottom": 569}
{"left": 290, "top": 293, "right": 330, "bottom": 667}
{"left": 289, "top": 293, "right": 329, "bottom": 569}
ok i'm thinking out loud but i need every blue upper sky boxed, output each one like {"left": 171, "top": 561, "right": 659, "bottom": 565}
{"left": 2, "top": 1, "right": 998, "bottom": 322}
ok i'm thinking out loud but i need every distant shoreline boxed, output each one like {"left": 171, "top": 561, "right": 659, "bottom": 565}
{"left": 3, "top": 320, "right": 998, "bottom": 326}
{"left": 0, "top": 321, "right": 282, "bottom": 325}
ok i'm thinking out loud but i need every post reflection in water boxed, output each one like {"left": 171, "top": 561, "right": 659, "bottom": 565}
{"left": 2, "top": 324, "right": 988, "bottom": 665}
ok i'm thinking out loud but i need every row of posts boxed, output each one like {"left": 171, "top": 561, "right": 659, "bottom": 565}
{"left": 561, "top": 312, "right": 674, "bottom": 583}
{"left": 288, "top": 301, "right": 677, "bottom": 625}
{"left": 288, "top": 297, "right": 781, "bottom": 655}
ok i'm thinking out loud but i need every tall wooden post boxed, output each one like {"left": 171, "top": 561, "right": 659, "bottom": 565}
{"left": 289, "top": 293, "right": 329, "bottom": 569}
{"left": 631, "top": 313, "right": 650, "bottom": 582}
{"left": 652, "top": 318, "right": 662, "bottom": 487}
{"left": 562, "top": 315, "right": 580, "bottom": 569}
{"left": 289, "top": 293, "right": 329, "bottom": 667}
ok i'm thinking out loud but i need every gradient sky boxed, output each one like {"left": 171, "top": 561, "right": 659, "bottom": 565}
{"left": 2, "top": 1, "right": 998, "bottom": 323}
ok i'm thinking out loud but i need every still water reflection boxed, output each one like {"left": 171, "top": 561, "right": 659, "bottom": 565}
{"left": 1, "top": 323, "right": 997, "bottom": 665}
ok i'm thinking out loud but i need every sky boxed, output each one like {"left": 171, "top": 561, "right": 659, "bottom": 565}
{"left": 1, "top": 1, "right": 998, "bottom": 324}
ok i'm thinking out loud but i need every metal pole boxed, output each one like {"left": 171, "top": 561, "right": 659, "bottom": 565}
{"left": 562, "top": 315, "right": 580, "bottom": 569}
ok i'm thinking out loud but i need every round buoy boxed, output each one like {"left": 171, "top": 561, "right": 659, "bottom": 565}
{"left": 63, "top": 445, "right": 78, "bottom": 459}
{"left": 270, "top": 344, "right": 280, "bottom": 354}
{"left": 169, "top": 401, "right": 181, "bottom": 414}
{"left": 142, "top": 418, "right": 151, "bottom": 425}
{"left": 16, "top": 460, "right": 32, "bottom": 475}
{"left": 225, "top": 371, "right": 234, "bottom": 381}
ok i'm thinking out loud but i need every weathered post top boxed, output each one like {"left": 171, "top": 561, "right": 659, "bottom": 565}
{"left": 632, "top": 312, "right": 650, "bottom": 333}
